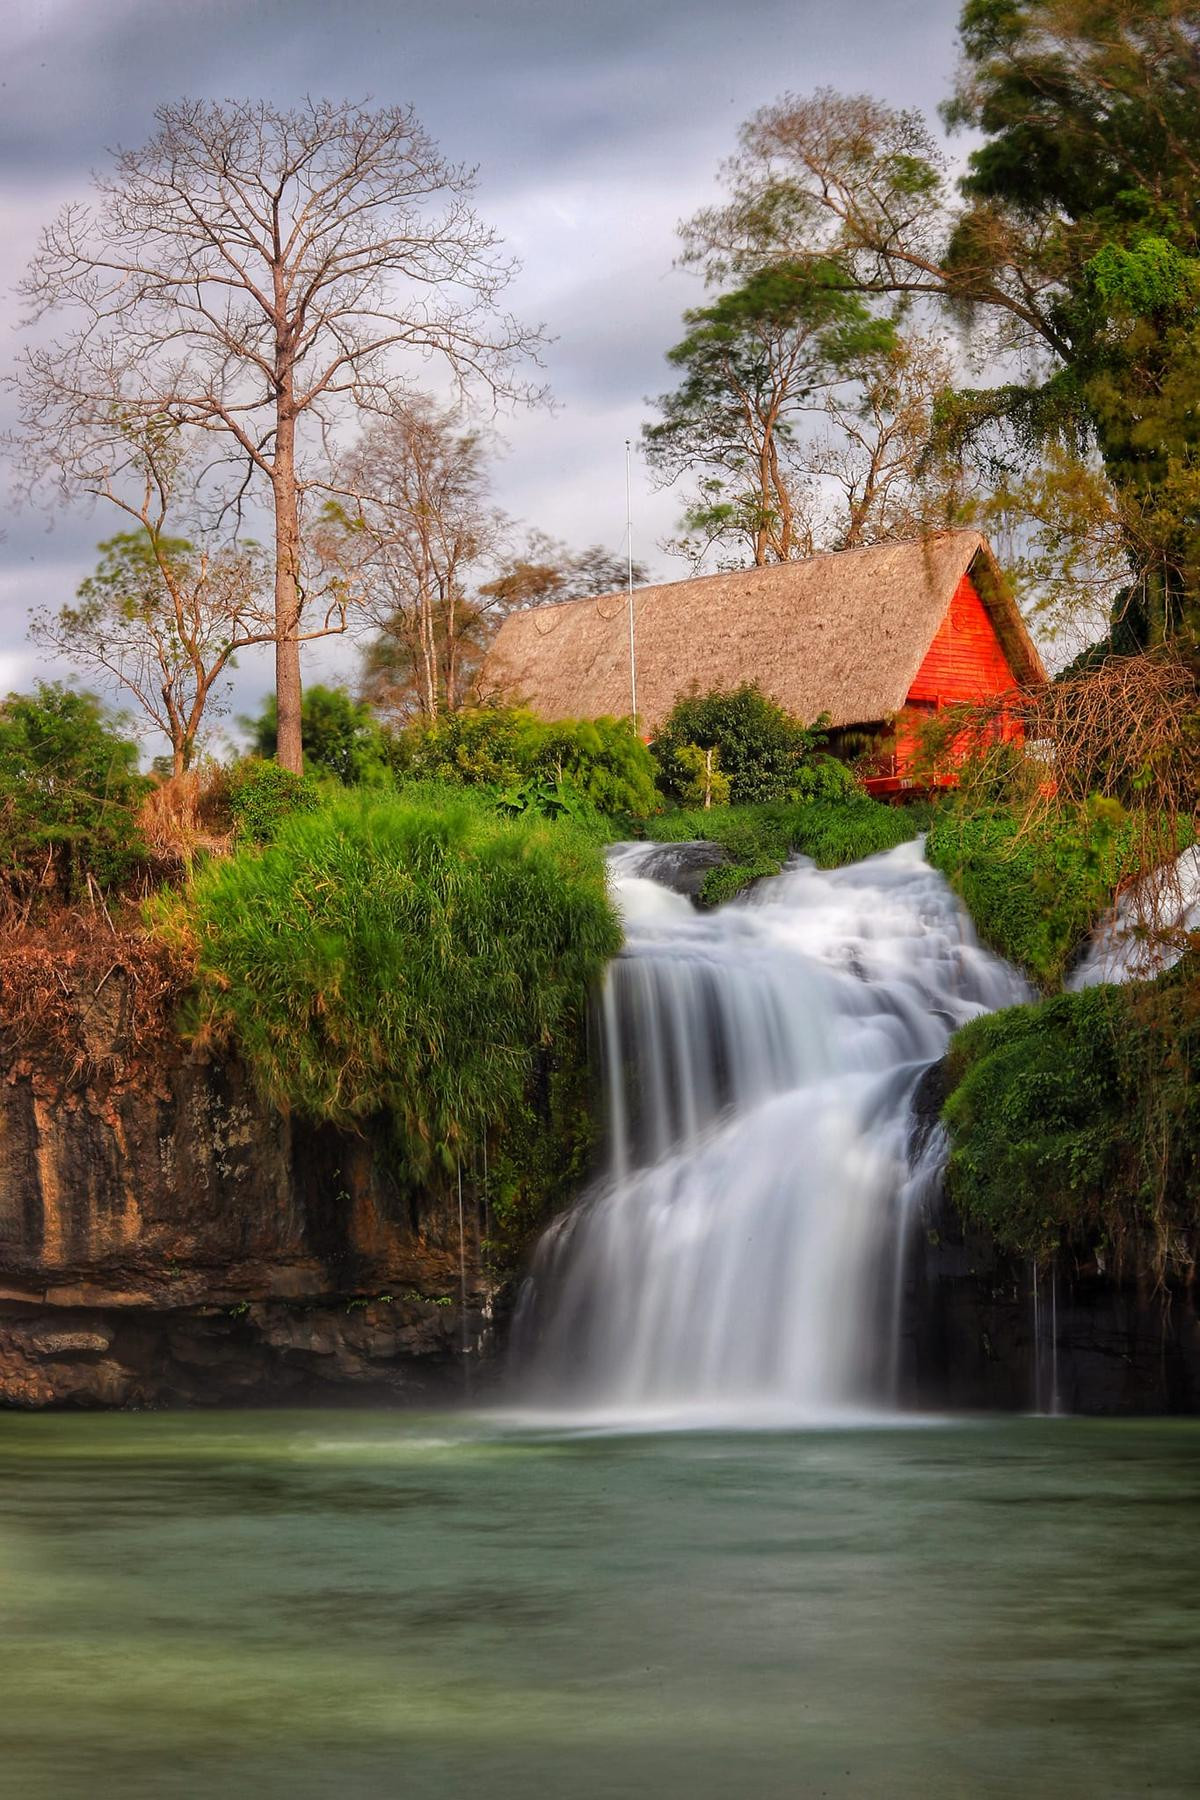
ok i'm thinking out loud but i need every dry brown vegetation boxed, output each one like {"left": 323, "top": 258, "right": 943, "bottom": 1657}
{"left": 919, "top": 648, "right": 1199, "bottom": 919}
{"left": 0, "top": 911, "right": 193, "bottom": 1094}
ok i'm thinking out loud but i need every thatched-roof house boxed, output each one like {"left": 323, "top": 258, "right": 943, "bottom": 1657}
{"left": 480, "top": 530, "right": 1046, "bottom": 792}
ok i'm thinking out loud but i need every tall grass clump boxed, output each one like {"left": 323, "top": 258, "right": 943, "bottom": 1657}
{"left": 161, "top": 790, "right": 621, "bottom": 1173}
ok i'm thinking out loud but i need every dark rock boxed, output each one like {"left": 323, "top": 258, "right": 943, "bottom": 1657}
{"left": 897, "top": 1180, "right": 1200, "bottom": 1414}
{"left": 0, "top": 975, "right": 498, "bottom": 1408}
{"left": 635, "top": 841, "right": 730, "bottom": 899}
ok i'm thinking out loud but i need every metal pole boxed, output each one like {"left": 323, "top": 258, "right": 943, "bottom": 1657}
{"left": 625, "top": 438, "right": 638, "bottom": 724}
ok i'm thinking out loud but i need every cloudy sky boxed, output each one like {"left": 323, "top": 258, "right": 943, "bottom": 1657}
{"left": 1, "top": 0, "right": 968, "bottom": 748}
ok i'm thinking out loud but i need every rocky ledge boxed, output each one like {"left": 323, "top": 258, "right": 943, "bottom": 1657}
{"left": 0, "top": 968, "right": 489, "bottom": 1407}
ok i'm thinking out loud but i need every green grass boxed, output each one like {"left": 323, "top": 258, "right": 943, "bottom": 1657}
{"left": 644, "top": 797, "right": 924, "bottom": 904}
{"left": 925, "top": 803, "right": 1162, "bottom": 987}
{"left": 157, "top": 788, "right": 621, "bottom": 1181}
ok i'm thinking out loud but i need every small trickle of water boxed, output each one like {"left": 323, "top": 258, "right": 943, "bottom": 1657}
{"left": 515, "top": 837, "right": 1029, "bottom": 1423}
{"left": 1068, "top": 845, "right": 1200, "bottom": 989}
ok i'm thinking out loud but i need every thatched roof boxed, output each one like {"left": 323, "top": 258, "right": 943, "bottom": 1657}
{"left": 479, "top": 531, "right": 1046, "bottom": 732}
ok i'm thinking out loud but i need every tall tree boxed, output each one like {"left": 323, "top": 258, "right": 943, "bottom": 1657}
{"left": 679, "top": 4, "right": 1200, "bottom": 640}
{"left": 13, "top": 99, "right": 543, "bottom": 771}
{"left": 643, "top": 263, "right": 894, "bottom": 566}
{"left": 805, "top": 333, "right": 972, "bottom": 550}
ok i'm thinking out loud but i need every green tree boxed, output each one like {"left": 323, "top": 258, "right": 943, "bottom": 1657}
{"left": 680, "top": 5, "right": 1200, "bottom": 640}
{"left": 644, "top": 263, "right": 895, "bottom": 566}
{"left": 246, "top": 685, "right": 387, "bottom": 786}
{"left": 0, "top": 683, "right": 149, "bottom": 903}
{"left": 651, "top": 683, "right": 826, "bottom": 805}
{"left": 32, "top": 529, "right": 275, "bottom": 777}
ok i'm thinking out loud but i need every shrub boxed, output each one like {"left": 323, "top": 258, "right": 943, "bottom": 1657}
{"left": 225, "top": 759, "right": 324, "bottom": 844}
{"left": 393, "top": 706, "right": 660, "bottom": 821}
{"left": 671, "top": 742, "right": 732, "bottom": 810}
{"left": 163, "top": 790, "right": 622, "bottom": 1175}
{"left": 0, "top": 683, "right": 149, "bottom": 903}
{"left": 925, "top": 800, "right": 1149, "bottom": 987}
{"left": 650, "top": 682, "right": 827, "bottom": 805}
{"left": 942, "top": 962, "right": 1200, "bottom": 1266}
{"left": 245, "top": 684, "right": 389, "bottom": 785}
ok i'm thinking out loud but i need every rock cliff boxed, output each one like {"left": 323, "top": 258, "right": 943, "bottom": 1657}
{"left": 0, "top": 963, "right": 488, "bottom": 1407}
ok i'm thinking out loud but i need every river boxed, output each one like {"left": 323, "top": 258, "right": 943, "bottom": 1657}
{"left": 0, "top": 1410, "right": 1197, "bottom": 1798}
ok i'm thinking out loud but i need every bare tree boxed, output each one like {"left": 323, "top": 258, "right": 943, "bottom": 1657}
{"left": 13, "top": 98, "right": 544, "bottom": 771}
{"left": 804, "top": 333, "right": 972, "bottom": 550}
{"left": 328, "top": 397, "right": 502, "bottom": 721}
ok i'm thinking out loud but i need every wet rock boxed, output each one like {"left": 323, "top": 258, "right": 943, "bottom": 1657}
{"left": 898, "top": 1183, "right": 1200, "bottom": 1414}
{"left": 635, "top": 841, "right": 730, "bottom": 899}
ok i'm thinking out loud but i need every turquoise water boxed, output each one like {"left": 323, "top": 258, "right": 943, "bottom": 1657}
{"left": 0, "top": 1411, "right": 1197, "bottom": 1798}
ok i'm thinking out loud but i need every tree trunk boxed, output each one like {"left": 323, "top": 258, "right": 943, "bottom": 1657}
{"left": 272, "top": 414, "right": 304, "bottom": 773}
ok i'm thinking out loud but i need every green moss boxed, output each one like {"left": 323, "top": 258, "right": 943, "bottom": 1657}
{"left": 942, "top": 962, "right": 1200, "bottom": 1263}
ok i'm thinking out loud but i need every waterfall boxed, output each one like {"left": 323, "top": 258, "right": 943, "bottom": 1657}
{"left": 515, "top": 837, "right": 1029, "bottom": 1423}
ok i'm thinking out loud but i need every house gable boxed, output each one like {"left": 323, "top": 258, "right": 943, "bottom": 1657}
{"left": 907, "top": 569, "right": 1020, "bottom": 706}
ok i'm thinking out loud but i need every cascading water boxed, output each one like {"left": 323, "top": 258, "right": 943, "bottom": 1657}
{"left": 514, "top": 837, "right": 1030, "bottom": 1423}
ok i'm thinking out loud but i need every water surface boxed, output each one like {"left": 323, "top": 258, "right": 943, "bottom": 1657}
{"left": 0, "top": 1411, "right": 1196, "bottom": 1797}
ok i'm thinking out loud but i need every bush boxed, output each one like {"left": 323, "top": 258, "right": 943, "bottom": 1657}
{"left": 650, "top": 682, "right": 828, "bottom": 805}
{"left": 392, "top": 707, "right": 660, "bottom": 822}
{"left": 225, "top": 759, "right": 324, "bottom": 844}
{"left": 926, "top": 800, "right": 1150, "bottom": 987}
{"left": 162, "top": 790, "right": 622, "bottom": 1175}
{"left": 942, "top": 962, "right": 1200, "bottom": 1265}
{"left": 0, "top": 683, "right": 149, "bottom": 902}
{"left": 646, "top": 794, "right": 921, "bottom": 905}
{"left": 245, "top": 684, "right": 389, "bottom": 785}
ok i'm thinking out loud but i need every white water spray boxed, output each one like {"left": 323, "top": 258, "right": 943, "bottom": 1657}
{"left": 516, "top": 838, "right": 1029, "bottom": 1423}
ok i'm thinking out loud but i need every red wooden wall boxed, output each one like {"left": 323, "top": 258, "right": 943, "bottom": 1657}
{"left": 865, "top": 572, "right": 1024, "bottom": 795}
{"left": 907, "top": 572, "right": 1017, "bottom": 705}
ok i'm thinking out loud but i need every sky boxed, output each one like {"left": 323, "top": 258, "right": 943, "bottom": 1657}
{"left": 0, "top": 0, "right": 968, "bottom": 751}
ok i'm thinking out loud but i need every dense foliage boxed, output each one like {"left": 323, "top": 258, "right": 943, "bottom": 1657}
{"left": 165, "top": 790, "right": 621, "bottom": 1176}
{"left": 0, "top": 684, "right": 149, "bottom": 903}
{"left": 224, "top": 759, "right": 325, "bottom": 845}
{"left": 943, "top": 960, "right": 1200, "bottom": 1265}
{"left": 651, "top": 683, "right": 835, "bottom": 806}
{"left": 393, "top": 706, "right": 660, "bottom": 822}
{"left": 942, "top": 0, "right": 1200, "bottom": 647}
{"left": 247, "top": 685, "right": 389, "bottom": 786}
{"left": 926, "top": 801, "right": 1153, "bottom": 987}
{"left": 647, "top": 793, "right": 921, "bottom": 905}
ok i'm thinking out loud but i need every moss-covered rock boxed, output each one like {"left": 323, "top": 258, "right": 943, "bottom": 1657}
{"left": 941, "top": 960, "right": 1200, "bottom": 1266}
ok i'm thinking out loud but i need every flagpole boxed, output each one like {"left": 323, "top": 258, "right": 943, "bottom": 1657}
{"left": 625, "top": 438, "right": 638, "bottom": 724}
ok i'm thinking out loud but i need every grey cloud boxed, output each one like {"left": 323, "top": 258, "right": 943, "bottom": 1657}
{"left": 2, "top": 0, "right": 967, "bottom": 722}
